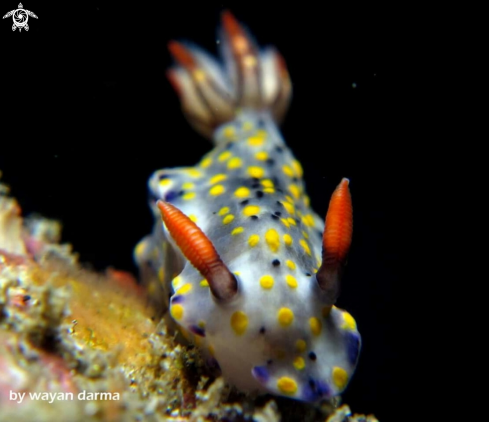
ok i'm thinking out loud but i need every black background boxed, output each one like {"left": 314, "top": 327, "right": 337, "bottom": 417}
{"left": 1, "top": 1, "right": 431, "bottom": 420}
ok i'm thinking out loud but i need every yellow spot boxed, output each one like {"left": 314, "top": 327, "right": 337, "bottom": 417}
{"left": 300, "top": 239, "right": 311, "bottom": 255}
{"left": 342, "top": 312, "right": 357, "bottom": 330}
{"left": 309, "top": 317, "right": 322, "bottom": 336}
{"left": 286, "top": 260, "right": 296, "bottom": 270}
{"left": 248, "top": 166, "right": 264, "bottom": 178}
{"left": 292, "top": 160, "right": 303, "bottom": 178}
{"left": 283, "top": 234, "right": 293, "bottom": 246}
{"left": 227, "top": 157, "right": 242, "bottom": 169}
{"left": 248, "top": 234, "right": 260, "bottom": 247}
{"left": 158, "top": 267, "right": 164, "bottom": 281}
{"left": 159, "top": 178, "right": 172, "bottom": 186}
{"left": 282, "top": 164, "right": 294, "bottom": 177}
{"left": 263, "top": 188, "right": 275, "bottom": 194}
{"left": 332, "top": 367, "right": 349, "bottom": 389}
{"left": 230, "top": 311, "right": 248, "bottom": 335}
{"left": 277, "top": 308, "right": 294, "bottom": 327}
{"left": 293, "top": 357, "right": 306, "bottom": 371}
{"left": 288, "top": 184, "right": 301, "bottom": 199}
{"left": 260, "top": 275, "right": 274, "bottom": 289}
{"left": 182, "top": 182, "right": 195, "bottom": 189}
{"left": 231, "top": 227, "right": 244, "bottom": 235}
{"left": 134, "top": 241, "right": 146, "bottom": 258}
{"left": 256, "top": 129, "right": 267, "bottom": 138}
{"left": 322, "top": 306, "right": 332, "bottom": 318}
{"left": 172, "top": 276, "right": 183, "bottom": 289}
{"left": 171, "top": 304, "right": 184, "bottom": 320}
{"left": 218, "top": 206, "right": 230, "bottom": 216}
{"left": 277, "top": 377, "right": 298, "bottom": 395}
{"left": 285, "top": 274, "right": 298, "bottom": 289}
{"left": 218, "top": 151, "right": 232, "bottom": 162}
{"left": 261, "top": 179, "right": 274, "bottom": 188}
{"left": 234, "top": 271, "right": 241, "bottom": 276}
{"left": 223, "top": 126, "right": 236, "bottom": 139}
{"left": 223, "top": 214, "right": 235, "bottom": 225}
{"left": 303, "top": 195, "right": 310, "bottom": 207}
{"left": 200, "top": 157, "right": 212, "bottom": 168}
{"left": 234, "top": 186, "right": 250, "bottom": 198}
{"left": 255, "top": 151, "right": 268, "bottom": 161}
{"left": 285, "top": 195, "right": 294, "bottom": 203}
{"left": 200, "top": 279, "right": 209, "bottom": 287}
{"left": 302, "top": 214, "right": 315, "bottom": 227}
{"left": 265, "top": 228, "right": 280, "bottom": 253}
{"left": 243, "top": 204, "right": 260, "bottom": 216}
{"left": 281, "top": 218, "right": 290, "bottom": 228}
{"left": 209, "top": 174, "right": 227, "bottom": 185}
{"left": 247, "top": 136, "right": 264, "bottom": 146}
{"left": 242, "top": 121, "right": 254, "bottom": 131}
{"left": 193, "top": 69, "right": 206, "bottom": 81}
{"left": 185, "top": 168, "right": 203, "bottom": 178}
{"left": 287, "top": 217, "right": 297, "bottom": 226}
{"left": 176, "top": 283, "right": 192, "bottom": 295}
{"left": 183, "top": 192, "right": 196, "bottom": 200}
{"left": 295, "top": 339, "right": 306, "bottom": 353}
{"left": 209, "top": 185, "right": 225, "bottom": 196}
{"left": 198, "top": 320, "right": 205, "bottom": 328}
{"left": 282, "top": 201, "right": 295, "bottom": 215}
{"left": 243, "top": 55, "right": 257, "bottom": 68}
{"left": 302, "top": 230, "right": 309, "bottom": 239}
{"left": 208, "top": 345, "right": 215, "bottom": 356}
{"left": 316, "top": 255, "right": 322, "bottom": 267}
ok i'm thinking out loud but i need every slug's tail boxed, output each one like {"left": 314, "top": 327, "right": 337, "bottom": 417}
{"left": 167, "top": 11, "right": 292, "bottom": 139}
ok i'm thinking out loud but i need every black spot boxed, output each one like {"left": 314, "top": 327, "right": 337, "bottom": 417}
{"left": 225, "top": 142, "right": 234, "bottom": 149}
{"left": 305, "top": 272, "right": 312, "bottom": 277}
{"left": 251, "top": 177, "right": 260, "bottom": 183}
{"left": 317, "top": 230, "right": 323, "bottom": 239}
{"left": 274, "top": 211, "right": 282, "bottom": 216}
{"left": 276, "top": 188, "right": 284, "bottom": 194}
{"left": 259, "top": 327, "right": 266, "bottom": 334}
{"left": 309, "top": 352, "right": 317, "bottom": 361}
{"left": 158, "top": 173, "right": 170, "bottom": 180}
{"left": 267, "top": 359, "right": 273, "bottom": 365}
{"left": 251, "top": 215, "right": 259, "bottom": 220}
{"left": 272, "top": 259, "right": 280, "bottom": 267}
{"left": 213, "top": 211, "right": 217, "bottom": 214}
{"left": 240, "top": 200, "right": 250, "bottom": 206}
{"left": 292, "top": 177, "right": 299, "bottom": 182}
{"left": 271, "top": 214, "right": 279, "bottom": 220}
{"left": 251, "top": 183, "right": 261, "bottom": 189}
{"left": 266, "top": 158, "right": 275, "bottom": 166}
{"left": 275, "top": 146, "right": 284, "bottom": 153}
{"left": 276, "top": 201, "right": 283, "bottom": 207}
{"left": 178, "top": 190, "right": 185, "bottom": 196}
{"left": 256, "top": 190, "right": 264, "bottom": 198}
{"left": 308, "top": 379, "right": 316, "bottom": 388}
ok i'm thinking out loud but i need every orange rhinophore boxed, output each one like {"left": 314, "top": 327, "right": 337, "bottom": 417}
{"left": 316, "top": 178, "right": 353, "bottom": 304}
{"left": 157, "top": 201, "right": 237, "bottom": 302}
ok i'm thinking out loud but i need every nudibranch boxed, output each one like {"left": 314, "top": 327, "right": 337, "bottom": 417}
{"left": 135, "top": 11, "right": 361, "bottom": 402}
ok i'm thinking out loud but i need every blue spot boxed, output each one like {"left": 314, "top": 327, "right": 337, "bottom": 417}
{"left": 165, "top": 190, "right": 179, "bottom": 201}
{"left": 252, "top": 366, "right": 269, "bottom": 384}
{"left": 345, "top": 331, "right": 361, "bottom": 365}
{"left": 171, "top": 295, "right": 184, "bottom": 304}
{"left": 302, "top": 378, "right": 332, "bottom": 402}
{"left": 206, "top": 357, "right": 220, "bottom": 370}
{"left": 189, "top": 325, "right": 206, "bottom": 337}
